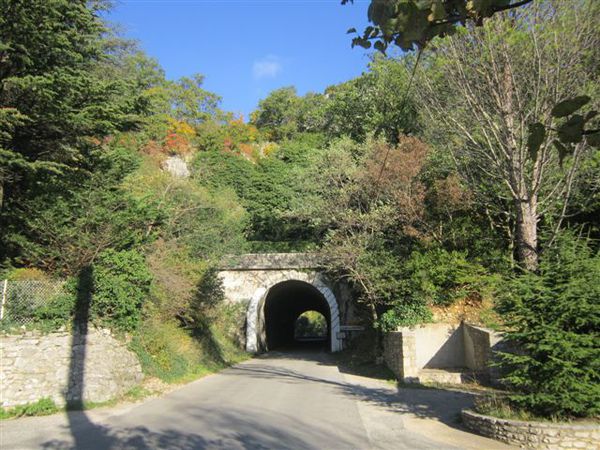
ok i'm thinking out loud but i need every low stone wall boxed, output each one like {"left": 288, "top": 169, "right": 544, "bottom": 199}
{"left": 462, "top": 409, "right": 600, "bottom": 449}
{"left": 1, "top": 328, "right": 143, "bottom": 408}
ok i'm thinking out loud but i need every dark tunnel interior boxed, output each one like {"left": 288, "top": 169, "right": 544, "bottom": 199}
{"left": 263, "top": 280, "right": 331, "bottom": 351}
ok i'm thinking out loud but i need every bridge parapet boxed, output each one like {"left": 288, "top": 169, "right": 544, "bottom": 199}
{"left": 219, "top": 253, "right": 323, "bottom": 271}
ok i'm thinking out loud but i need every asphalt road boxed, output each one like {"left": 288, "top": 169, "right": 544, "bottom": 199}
{"left": 1, "top": 349, "right": 512, "bottom": 450}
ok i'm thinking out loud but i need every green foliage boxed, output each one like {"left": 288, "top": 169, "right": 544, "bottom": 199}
{"left": 324, "top": 56, "right": 420, "bottom": 143}
{"left": 0, "top": 397, "right": 59, "bottom": 420}
{"left": 188, "top": 267, "right": 225, "bottom": 323}
{"left": 249, "top": 57, "right": 420, "bottom": 144}
{"left": 194, "top": 137, "right": 326, "bottom": 249}
{"left": 30, "top": 291, "right": 76, "bottom": 331}
{"left": 401, "top": 248, "right": 488, "bottom": 306}
{"left": 496, "top": 234, "right": 600, "bottom": 419}
{"left": 0, "top": 0, "right": 147, "bottom": 260}
{"left": 91, "top": 249, "right": 152, "bottom": 332}
{"left": 131, "top": 305, "right": 248, "bottom": 383}
{"left": 127, "top": 155, "right": 248, "bottom": 259}
{"left": 378, "top": 302, "right": 432, "bottom": 331}
{"left": 344, "top": 0, "right": 536, "bottom": 51}
{"left": 10, "top": 145, "right": 160, "bottom": 273}
{"left": 377, "top": 248, "right": 491, "bottom": 330}
{"left": 167, "top": 74, "right": 222, "bottom": 125}
{"left": 130, "top": 319, "right": 200, "bottom": 382}
{"left": 294, "top": 311, "right": 327, "bottom": 338}
{"left": 250, "top": 86, "right": 300, "bottom": 141}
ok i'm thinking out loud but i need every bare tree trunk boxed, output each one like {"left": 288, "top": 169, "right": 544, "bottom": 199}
{"left": 514, "top": 196, "right": 538, "bottom": 271}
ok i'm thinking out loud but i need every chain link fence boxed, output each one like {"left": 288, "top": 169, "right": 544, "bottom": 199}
{"left": 0, "top": 279, "right": 68, "bottom": 327}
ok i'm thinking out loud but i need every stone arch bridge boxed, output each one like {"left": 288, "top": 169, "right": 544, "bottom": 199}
{"left": 218, "top": 253, "right": 357, "bottom": 353}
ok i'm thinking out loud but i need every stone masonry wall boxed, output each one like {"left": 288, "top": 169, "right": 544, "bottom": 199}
{"left": 382, "top": 332, "right": 403, "bottom": 379}
{"left": 1, "top": 328, "right": 143, "bottom": 408}
{"left": 382, "top": 329, "right": 418, "bottom": 382}
{"left": 462, "top": 410, "right": 600, "bottom": 449}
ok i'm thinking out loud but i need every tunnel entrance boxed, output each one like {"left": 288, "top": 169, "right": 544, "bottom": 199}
{"left": 261, "top": 280, "right": 331, "bottom": 351}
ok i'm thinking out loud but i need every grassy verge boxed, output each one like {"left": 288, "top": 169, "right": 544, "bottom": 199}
{"left": 0, "top": 385, "right": 156, "bottom": 421}
{"left": 0, "top": 398, "right": 59, "bottom": 420}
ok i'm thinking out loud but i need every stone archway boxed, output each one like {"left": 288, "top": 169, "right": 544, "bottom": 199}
{"left": 246, "top": 273, "right": 341, "bottom": 353}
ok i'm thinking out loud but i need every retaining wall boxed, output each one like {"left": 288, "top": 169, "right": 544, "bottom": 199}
{"left": 0, "top": 328, "right": 143, "bottom": 408}
{"left": 383, "top": 322, "right": 501, "bottom": 383}
{"left": 462, "top": 409, "right": 600, "bottom": 449}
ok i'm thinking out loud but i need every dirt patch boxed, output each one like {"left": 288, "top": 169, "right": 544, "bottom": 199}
{"left": 430, "top": 297, "right": 501, "bottom": 328}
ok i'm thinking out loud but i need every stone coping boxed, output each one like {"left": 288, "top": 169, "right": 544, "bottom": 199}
{"left": 219, "top": 253, "right": 324, "bottom": 270}
{"left": 462, "top": 409, "right": 599, "bottom": 449}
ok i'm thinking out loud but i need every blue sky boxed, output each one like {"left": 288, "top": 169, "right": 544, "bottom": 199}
{"left": 107, "top": 0, "right": 374, "bottom": 118}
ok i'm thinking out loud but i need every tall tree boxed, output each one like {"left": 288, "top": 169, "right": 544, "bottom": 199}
{"left": 250, "top": 87, "right": 300, "bottom": 141}
{"left": 415, "top": 1, "right": 599, "bottom": 270}
{"left": 0, "top": 0, "right": 143, "bottom": 264}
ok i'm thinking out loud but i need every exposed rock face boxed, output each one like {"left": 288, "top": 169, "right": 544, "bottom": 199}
{"left": 162, "top": 155, "right": 190, "bottom": 178}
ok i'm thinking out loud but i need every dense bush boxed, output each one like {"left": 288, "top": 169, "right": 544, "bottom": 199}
{"left": 90, "top": 249, "right": 152, "bottom": 332}
{"left": 378, "top": 302, "right": 432, "bottom": 331}
{"left": 497, "top": 234, "right": 600, "bottom": 419}
{"left": 374, "top": 247, "right": 490, "bottom": 330}
{"left": 400, "top": 248, "right": 489, "bottom": 307}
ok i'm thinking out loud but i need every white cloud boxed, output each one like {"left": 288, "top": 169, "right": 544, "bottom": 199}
{"left": 252, "top": 55, "right": 282, "bottom": 80}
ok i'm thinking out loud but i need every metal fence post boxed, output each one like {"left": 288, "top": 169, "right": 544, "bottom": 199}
{"left": 1, "top": 279, "right": 7, "bottom": 320}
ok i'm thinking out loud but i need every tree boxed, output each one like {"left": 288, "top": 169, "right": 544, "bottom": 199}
{"left": 167, "top": 74, "right": 222, "bottom": 125}
{"left": 345, "top": 0, "right": 600, "bottom": 270}
{"left": 0, "top": 0, "right": 146, "bottom": 264}
{"left": 497, "top": 233, "right": 600, "bottom": 419}
{"left": 415, "top": 2, "right": 599, "bottom": 270}
{"left": 250, "top": 87, "right": 300, "bottom": 141}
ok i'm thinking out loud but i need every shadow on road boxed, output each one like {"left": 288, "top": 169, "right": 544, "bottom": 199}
{"left": 225, "top": 351, "right": 475, "bottom": 430}
{"left": 42, "top": 406, "right": 363, "bottom": 450}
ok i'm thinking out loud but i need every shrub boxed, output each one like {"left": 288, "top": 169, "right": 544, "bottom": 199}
{"left": 130, "top": 319, "right": 196, "bottom": 382}
{"left": 91, "top": 249, "right": 152, "bottom": 332}
{"left": 378, "top": 302, "right": 432, "bottom": 331}
{"left": 376, "top": 247, "right": 488, "bottom": 330}
{"left": 189, "top": 267, "right": 225, "bottom": 323}
{"left": 1, "top": 271, "right": 76, "bottom": 331}
{"left": 496, "top": 233, "right": 600, "bottom": 419}
{"left": 401, "top": 248, "right": 488, "bottom": 307}
{"left": 31, "top": 290, "right": 76, "bottom": 330}
{"left": 131, "top": 306, "right": 248, "bottom": 383}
